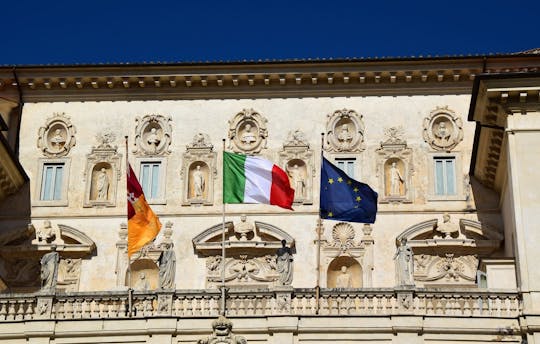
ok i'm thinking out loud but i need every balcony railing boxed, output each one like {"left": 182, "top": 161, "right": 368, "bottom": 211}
{"left": 0, "top": 288, "right": 521, "bottom": 321}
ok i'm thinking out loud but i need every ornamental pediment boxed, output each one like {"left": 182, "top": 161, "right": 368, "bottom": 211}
{"left": 193, "top": 216, "right": 294, "bottom": 256}
{"left": 396, "top": 215, "right": 502, "bottom": 256}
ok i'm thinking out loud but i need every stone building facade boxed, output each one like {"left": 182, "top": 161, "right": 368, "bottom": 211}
{"left": 0, "top": 53, "right": 539, "bottom": 343}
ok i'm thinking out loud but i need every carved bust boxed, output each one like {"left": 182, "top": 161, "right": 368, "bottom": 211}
{"left": 197, "top": 316, "right": 247, "bottom": 344}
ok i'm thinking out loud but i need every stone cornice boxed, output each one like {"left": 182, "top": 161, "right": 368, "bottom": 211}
{"left": 0, "top": 56, "right": 537, "bottom": 102}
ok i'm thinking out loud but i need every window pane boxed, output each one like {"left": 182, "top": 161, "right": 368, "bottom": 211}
{"left": 151, "top": 164, "right": 160, "bottom": 198}
{"left": 446, "top": 159, "right": 456, "bottom": 195}
{"left": 335, "top": 159, "right": 355, "bottom": 178}
{"left": 435, "top": 160, "right": 444, "bottom": 195}
{"left": 53, "top": 166, "right": 63, "bottom": 200}
{"left": 346, "top": 162, "right": 355, "bottom": 178}
{"left": 141, "top": 164, "right": 150, "bottom": 196}
{"left": 41, "top": 166, "right": 54, "bottom": 200}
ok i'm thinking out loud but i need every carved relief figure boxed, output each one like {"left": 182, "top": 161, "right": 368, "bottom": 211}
{"left": 276, "top": 240, "right": 293, "bottom": 285}
{"left": 435, "top": 121, "right": 451, "bottom": 141}
{"left": 335, "top": 266, "right": 352, "bottom": 288}
{"left": 158, "top": 243, "right": 176, "bottom": 289}
{"left": 146, "top": 128, "right": 161, "bottom": 152}
{"left": 240, "top": 123, "right": 257, "bottom": 145}
{"left": 197, "top": 315, "right": 247, "bottom": 344}
{"left": 389, "top": 162, "right": 404, "bottom": 196}
{"left": 286, "top": 163, "right": 306, "bottom": 198}
{"left": 394, "top": 239, "right": 414, "bottom": 286}
{"left": 96, "top": 168, "right": 110, "bottom": 200}
{"left": 50, "top": 129, "right": 66, "bottom": 149}
{"left": 337, "top": 123, "right": 354, "bottom": 149}
{"left": 40, "top": 250, "right": 59, "bottom": 291}
{"left": 135, "top": 272, "right": 150, "bottom": 291}
{"left": 192, "top": 165, "right": 206, "bottom": 198}
{"left": 422, "top": 106, "right": 464, "bottom": 151}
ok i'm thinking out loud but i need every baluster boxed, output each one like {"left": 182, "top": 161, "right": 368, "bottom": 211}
{"left": 0, "top": 301, "right": 7, "bottom": 320}
{"left": 91, "top": 299, "right": 99, "bottom": 318}
{"left": 25, "top": 300, "right": 34, "bottom": 320}
{"left": 117, "top": 298, "right": 126, "bottom": 318}
{"left": 426, "top": 296, "right": 434, "bottom": 315}
{"left": 210, "top": 296, "right": 219, "bottom": 316}
{"left": 65, "top": 299, "right": 74, "bottom": 319}
{"left": 7, "top": 301, "right": 16, "bottom": 320}
{"left": 55, "top": 300, "right": 65, "bottom": 319}
{"left": 15, "top": 300, "right": 25, "bottom": 321}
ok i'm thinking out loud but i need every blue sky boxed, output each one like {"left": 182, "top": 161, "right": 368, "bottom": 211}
{"left": 3, "top": 0, "right": 539, "bottom": 65}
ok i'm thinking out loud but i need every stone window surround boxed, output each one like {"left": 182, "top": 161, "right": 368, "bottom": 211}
{"left": 135, "top": 157, "right": 167, "bottom": 205}
{"left": 426, "top": 151, "right": 466, "bottom": 201}
{"left": 332, "top": 154, "right": 361, "bottom": 180}
{"left": 33, "top": 158, "right": 71, "bottom": 207}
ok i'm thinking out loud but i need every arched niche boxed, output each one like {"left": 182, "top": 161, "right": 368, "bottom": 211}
{"left": 384, "top": 158, "right": 405, "bottom": 197}
{"left": 127, "top": 258, "right": 159, "bottom": 291}
{"left": 327, "top": 256, "right": 362, "bottom": 288}
{"left": 188, "top": 161, "right": 210, "bottom": 200}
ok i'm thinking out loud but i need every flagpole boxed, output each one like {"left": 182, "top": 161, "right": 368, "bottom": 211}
{"left": 125, "top": 135, "right": 133, "bottom": 317}
{"left": 221, "top": 138, "right": 227, "bottom": 316}
{"left": 316, "top": 132, "right": 325, "bottom": 315}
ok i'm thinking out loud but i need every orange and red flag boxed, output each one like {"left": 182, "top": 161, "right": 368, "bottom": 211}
{"left": 127, "top": 163, "right": 161, "bottom": 257}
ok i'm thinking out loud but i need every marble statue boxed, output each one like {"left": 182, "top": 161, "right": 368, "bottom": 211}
{"left": 394, "top": 239, "right": 414, "bottom": 286}
{"left": 234, "top": 214, "right": 255, "bottom": 240}
{"left": 192, "top": 165, "right": 205, "bottom": 198}
{"left": 158, "top": 243, "right": 176, "bottom": 289}
{"left": 40, "top": 250, "right": 59, "bottom": 291}
{"left": 240, "top": 123, "right": 257, "bottom": 144}
{"left": 389, "top": 162, "right": 404, "bottom": 196}
{"left": 96, "top": 168, "right": 109, "bottom": 200}
{"left": 437, "top": 213, "right": 464, "bottom": 239}
{"left": 34, "top": 220, "right": 63, "bottom": 244}
{"left": 287, "top": 163, "right": 305, "bottom": 198}
{"left": 335, "top": 266, "right": 352, "bottom": 288}
{"left": 276, "top": 240, "right": 293, "bottom": 285}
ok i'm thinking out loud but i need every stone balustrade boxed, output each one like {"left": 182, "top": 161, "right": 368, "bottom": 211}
{"left": 0, "top": 288, "right": 521, "bottom": 321}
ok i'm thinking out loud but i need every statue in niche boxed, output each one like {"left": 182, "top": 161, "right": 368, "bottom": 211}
{"left": 192, "top": 165, "right": 206, "bottom": 198}
{"left": 335, "top": 266, "right": 352, "bottom": 288}
{"left": 394, "top": 239, "right": 414, "bottom": 286}
{"left": 158, "top": 243, "right": 176, "bottom": 289}
{"left": 276, "top": 240, "right": 293, "bottom": 285}
{"left": 50, "top": 128, "right": 66, "bottom": 150}
{"left": 389, "top": 162, "right": 404, "bottom": 196}
{"left": 435, "top": 121, "right": 451, "bottom": 142}
{"left": 287, "top": 163, "right": 306, "bottom": 198}
{"left": 135, "top": 271, "right": 150, "bottom": 291}
{"left": 234, "top": 214, "right": 255, "bottom": 240}
{"left": 337, "top": 123, "right": 353, "bottom": 149}
{"left": 33, "top": 220, "right": 63, "bottom": 244}
{"left": 436, "top": 213, "right": 465, "bottom": 239}
{"left": 240, "top": 123, "right": 257, "bottom": 145}
{"left": 146, "top": 128, "right": 161, "bottom": 152}
{"left": 95, "top": 168, "right": 110, "bottom": 200}
{"left": 40, "top": 250, "right": 59, "bottom": 291}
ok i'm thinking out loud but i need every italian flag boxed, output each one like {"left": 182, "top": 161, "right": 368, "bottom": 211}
{"left": 223, "top": 152, "right": 295, "bottom": 210}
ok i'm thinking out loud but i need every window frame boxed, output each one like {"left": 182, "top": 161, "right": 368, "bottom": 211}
{"left": 136, "top": 157, "right": 167, "bottom": 205}
{"left": 34, "top": 158, "right": 71, "bottom": 207}
{"left": 334, "top": 156, "right": 358, "bottom": 180}
{"left": 427, "top": 152, "right": 465, "bottom": 201}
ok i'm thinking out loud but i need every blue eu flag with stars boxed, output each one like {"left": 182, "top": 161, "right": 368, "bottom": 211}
{"left": 320, "top": 157, "right": 378, "bottom": 223}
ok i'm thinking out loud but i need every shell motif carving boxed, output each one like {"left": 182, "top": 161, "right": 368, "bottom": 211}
{"left": 331, "top": 222, "right": 356, "bottom": 250}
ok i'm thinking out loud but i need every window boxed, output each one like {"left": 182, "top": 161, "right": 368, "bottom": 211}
{"left": 140, "top": 161, "right": 161, "bottom": 200}
{"left": 40, "top": 163, "right": 64, "bottom": 201}
{"left": 335, "top": 158, "right": 356, "bottom": 178}
{"left": 434, "top": 157, "right": 456, "bottom": 195}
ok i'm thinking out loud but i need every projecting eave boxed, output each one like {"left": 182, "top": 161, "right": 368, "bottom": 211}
{"left": 0, "top": 55, "right": 538, "bottom": 102}
{"left": 468, "top": 72, "right": 540, "bottom": 191}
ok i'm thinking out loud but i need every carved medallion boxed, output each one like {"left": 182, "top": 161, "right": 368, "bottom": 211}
{"left": 325, "top": 109, "right": 365, "bottom": 152}
{"left": 133, "top": 114, "right": 172, "bottom": 156}
{"left": 423, "top": 106, "right": 464, "bottom": 151}
{"left": 228, "top": 109, "right": 268, "bottom": 154}
{"left": 37, "top": 112, "right": 76, "bottom": 157}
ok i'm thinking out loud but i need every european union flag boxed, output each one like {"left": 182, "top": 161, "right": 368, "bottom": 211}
{"left": 320, "top": 157, "right": 378, "bottom": 223}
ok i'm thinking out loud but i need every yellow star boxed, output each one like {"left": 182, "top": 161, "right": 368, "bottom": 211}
{"left": 328, "top": 178, "right": 334, "bottom": 184}
{"left": 353, "top": 187, "right": 359, "bottom": 192}
{"left": 356, "top": 196, "right": 362, "bottom": 202}
{"left": 347, "top": 180, "right": 352, "bottom": 185}
{"left": 354, "top": 205, "right": 359, "bottom": 208}
{"left": 337, "top": 177, "right": 343, "bottom": 183}
{"left": 328, "top": 212, "right": 333, "bottom": 217}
